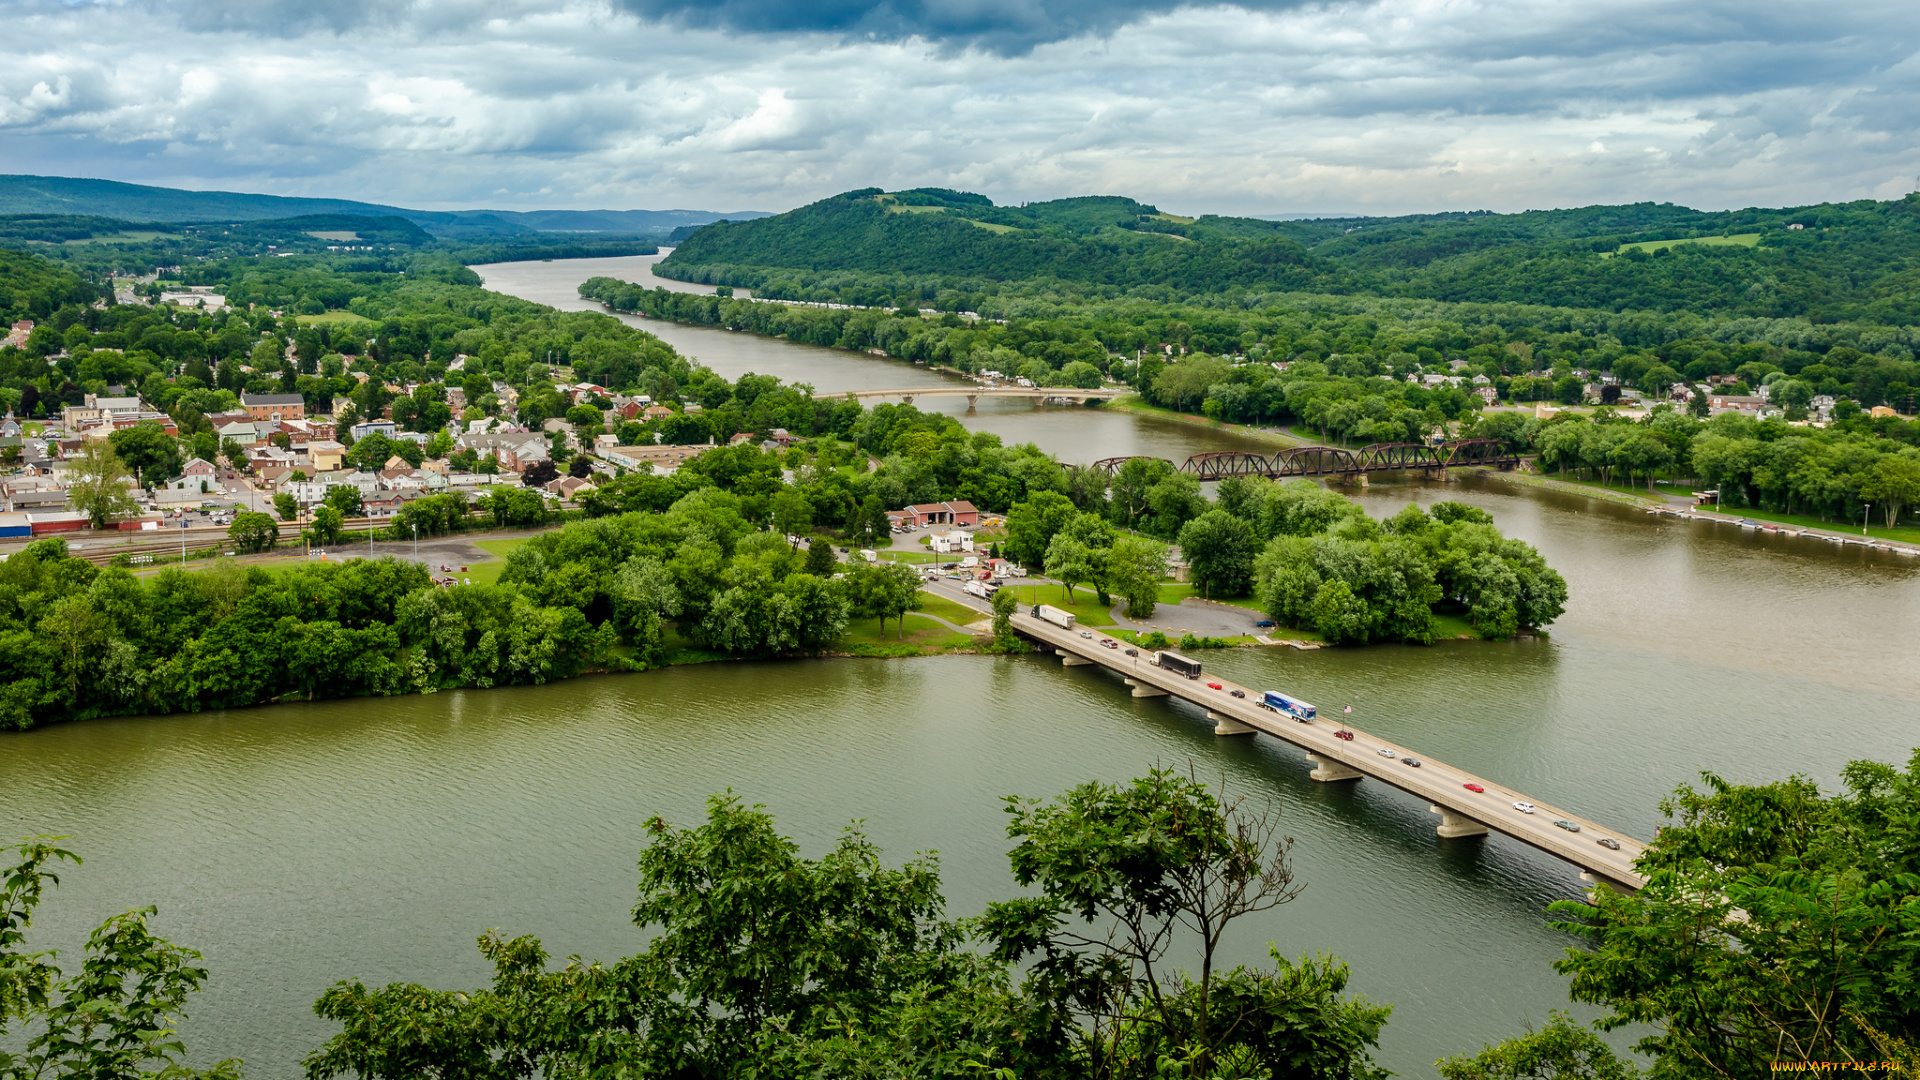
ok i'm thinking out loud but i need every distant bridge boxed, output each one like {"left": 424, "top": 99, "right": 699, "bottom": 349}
{"left": 1092, "top": 439, "right": 1519, "bottom": 480}
{"left": 839, "top": 386, "right": 1125, "bottom": 409}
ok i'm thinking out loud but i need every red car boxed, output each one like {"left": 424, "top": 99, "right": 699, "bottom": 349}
{"left": 1463, "top": 783, "right": 1484, "bottom": 793}
{"left": 1333, "top": 730, "right": 1354, "bottom": 741}
{"left": 1207, "top": 682, "right": 1223, "bottom": 690}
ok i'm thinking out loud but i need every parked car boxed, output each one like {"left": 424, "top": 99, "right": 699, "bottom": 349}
{"left": 1462, "top": 783, "right": 1484, "bottom": 793}
{"left": 1513, "top": 801, "right": 1536, "bottom": 814}
{"left": 1553, "top": 819, "right": 1582, "bottom": 833}
{"left": 1254, "top": 619, "right": 1275, "bottom": 628}
{"left": 1596, "top": 837, "right": 1621, "bottom": 851}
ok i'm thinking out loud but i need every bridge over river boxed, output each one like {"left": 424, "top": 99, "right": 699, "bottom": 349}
{"left": 932, "top": 584, "right": 1646, "bottom": 893}
{"left": 1095, "top": 438, "right": 1520, "bottom": 480}
{"left": 839, "top": 385, "right": 1125, "bottom": 408}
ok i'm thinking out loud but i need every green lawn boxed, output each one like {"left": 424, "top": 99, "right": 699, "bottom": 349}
{"left": 997, "top": 582, "right": 1119, "bottom": 625}
{"left": 1607, "top": 234, "right": 1761, "bottom": 257}
{"left": 877, "top": 549, "right": 942, "bottom": 565}
{"left": 296, "top": 310, "right": 380, "bottom": 328}
{"left": 463, "top": 536, "right": 531, "bottom": 586}
{"left": 911, "top": 592, "right": 987, "bottom": 627}
{"left": 840, "top": 614, "right": 980, "bottom": 654}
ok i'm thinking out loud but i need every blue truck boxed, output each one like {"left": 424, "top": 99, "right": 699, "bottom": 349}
{"left": 1261, "top": 690, "right": 1317, "bottom": 722}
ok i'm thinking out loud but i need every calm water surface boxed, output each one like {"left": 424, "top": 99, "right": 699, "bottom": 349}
{"left": 4, "top": 264, "right": 1916, "bottom": 1077}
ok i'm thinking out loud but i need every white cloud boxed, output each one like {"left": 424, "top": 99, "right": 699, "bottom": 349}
{"left": 0, "top": 0, "right": 1917, "bottom": 214}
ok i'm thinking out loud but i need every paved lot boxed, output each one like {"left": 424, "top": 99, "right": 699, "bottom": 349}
{"left": 1109, "top": 597, "right": 1268, "bottom": 637}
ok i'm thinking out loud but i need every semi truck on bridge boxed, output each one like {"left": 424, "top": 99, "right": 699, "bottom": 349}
{"left": 1153, "top": 650, "right": 1204, "bottom": 678}
{"left": 1032, "top": 604, "right": 1075, "bottom": 629}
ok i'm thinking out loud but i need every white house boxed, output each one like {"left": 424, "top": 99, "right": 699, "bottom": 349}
{"left": 929, "top": 531, "right": 974, "bottom": 554}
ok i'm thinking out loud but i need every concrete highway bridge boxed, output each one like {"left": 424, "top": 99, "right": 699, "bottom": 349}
{"left": 933, "top": 584, "right": 1646, "bottom": 893}
{"left": 1093, "top": 438, "right": 1520, "bottom": 480}
{"left": 840, "top": 385, "right": 1125, "bottom": 409}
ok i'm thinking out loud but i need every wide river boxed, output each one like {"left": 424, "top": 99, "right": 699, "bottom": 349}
{"left": 2, "top": 257, "right": 1915, "bottom": 1077}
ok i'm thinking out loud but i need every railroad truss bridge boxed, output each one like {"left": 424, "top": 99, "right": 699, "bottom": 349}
{"left": 1092, "top": 439, "right": 1519, "bottom": 480}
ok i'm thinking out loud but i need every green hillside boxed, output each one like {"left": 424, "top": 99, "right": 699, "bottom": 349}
{"left": 659, "top": 187, "right": 1920, "bottom": 325}
{"left": 0, "top": 175, "right": 767, "bottom": 239}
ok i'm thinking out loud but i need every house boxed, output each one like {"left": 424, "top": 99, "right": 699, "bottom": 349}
{"left": 216, "top": 420, "right": 260, "bottom": 445}
{"left": 1473, "top": 386, "right": 1499, "bottom": 406}
{"left": 162, "top": 458, "right": 220, "bottom": 496}
{"left": 929, "top": 531, "right": 974, "bottom": 554}
{"left": 308, "top": 440, "right": 345, "bottom": 472}
{"left": 350, "top": 419, "right": 398, "bottom": 440}
{"left": 3, "top": 320, "right": 31, "bottom": 349}
{"left": 1708, "top": 395, "right": 1769, "bottom": 416}
{"left": 898, "top": 500, "right": 978, "bottom": 527}
{"left": 241, "top": 393, "right": 306, "bottom": 422}
{"left": 544, "top": 476, "right": 594, "bottom": 500}
{"left": 458, "top": 431, "right": 550, "bottom": 473}
{"left": 643, "top": 404, "right": 673, "bottom": 421}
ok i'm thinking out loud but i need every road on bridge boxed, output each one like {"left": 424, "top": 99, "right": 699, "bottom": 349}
{"left": 923, "top": 578, "right": 1646, "bottom": 892}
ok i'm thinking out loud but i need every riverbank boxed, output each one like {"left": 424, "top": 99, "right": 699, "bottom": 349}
{"left": 1105, "top": 395, "right": 1310, "bottom": 450}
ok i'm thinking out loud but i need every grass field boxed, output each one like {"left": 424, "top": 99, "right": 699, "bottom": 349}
{"left": 296, "top": 310, "right": 379, "bottom": 328}
{"left": 1608, "top": 233, "right": 1761, "bottom": 257}
{"left": 463, "top": 537, "right": 530, "bottom": 586}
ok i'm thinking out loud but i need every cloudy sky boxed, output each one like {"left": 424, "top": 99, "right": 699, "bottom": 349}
{"left": 3, "top": 0, "right": 1919, "bottom": 216}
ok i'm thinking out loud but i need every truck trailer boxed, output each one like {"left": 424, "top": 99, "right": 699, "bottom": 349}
{"left": 1032, "top": 604, "right": 1076, "bottom": 629}
{"left": 1153, "top": 650, "right": 1203, "bottom": 678}
{"left": 964, "top": 580, "right": 998, "bottom": 600}
{"left": 1261, "top": 691, "right": 1317, "bottom": 722}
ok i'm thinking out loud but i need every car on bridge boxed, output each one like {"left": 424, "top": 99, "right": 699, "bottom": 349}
{"left": 1554, "top": 819, "right": 1582, "bottom": 833}
{"left": 1513, "top": 801, "right": 1537, "bottom": 814}
{"left": 1596, "top": 837, "right": 1621, "bottom": 850}
{"left": 1463, "top": 783, "right": 1484, "bottom": 793}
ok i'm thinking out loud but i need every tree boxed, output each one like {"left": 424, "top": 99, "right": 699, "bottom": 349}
{"left": 1043, "top": 533, "right": 1093, "bottom": 604}
{"left": 803, "top": 538, "right": 837, "bottom": 577}
{"left": 568, "top": 455, "right": 594, "bottom": 479}
{"left": 66, "top": 442, "right": 140, "bottom": 529}
{"left": 1859, "top": 453, "right": 1920, "bottom": 527}
{"left": 1, "top": 838, "right": 240, "bottom": 1080}
{"left": 228, "top": 511, "right": 278, "bottom": 553}
{"left": 978, "top": 769, "right": 1390, "bottom": 1080}
{"left": 1178, "top": 509, "right": 1260, "bottom": 599}
{"left": 521, "top": 460, "right": 559, "bottom": 488}
{"left": 323, "top": 484, "right": 363, "bottom": 519}
{"left": 1551, "top": 753, "right": 1920, "bottom": 1079}
{"left": 848, "top": 560, "right": 923, "bottom": 639}
{"left": 772, "top": 490, "right": 813, "bottom": 542}
{"left": 1438, "top": 1012, "right": 1637, "bottom": 1080}
{"left": 1105, "top": 535, "right": 1169, "bottom": 620}
{"left": 1005, "top": 490, "right": 1077, "bottom": 565}
{"left": 272, "top": 492, "right": 298, "bottom": 521}
{"left": 990, "top": 585, "right": 1021, "bottom": 651}
{"left": 308, "top": 505, "right": 345, "bottom": 547}
{"left": 106, "top": 421, "right": 182, "bottom": 486}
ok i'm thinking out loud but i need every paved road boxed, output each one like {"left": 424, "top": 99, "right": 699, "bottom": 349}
{"left": 922, "top": 577, "right": 1647, "bottom": 891}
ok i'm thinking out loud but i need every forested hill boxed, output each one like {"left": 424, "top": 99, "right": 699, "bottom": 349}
{"left": 658, "top": 187, "right": 1920, "bottom": 325}
{"left": 0, "top": 174, "right": 769, "bottom": 239}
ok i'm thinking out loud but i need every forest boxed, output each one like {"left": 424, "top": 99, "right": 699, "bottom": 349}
{"left": 658, "top": 187, "right": 1920, "bottom": 324}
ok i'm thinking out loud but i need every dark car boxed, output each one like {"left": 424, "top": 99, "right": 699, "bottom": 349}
{"left": 1229, "top": 689, "right": 1246, "bottom": 698}
{"left": 1124, "top": 648, "right": 1138, "bottom": 656}
{"left": 1254, "top": 619, "right": 1275, "bottom": 628}
{"left": 1401, "top": 757, "right": 1421, "bottom": 767}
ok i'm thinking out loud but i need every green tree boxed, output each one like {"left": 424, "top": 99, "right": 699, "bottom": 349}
{"left": 1042, "top": 533, "right": 1093, "bottom": 605}
{"left": 772, "top": 490, "right": 814, "bottom": 544}
{"left": 990, "top": 585, "right": 1021, "bottom": 652}
{"left": 272, "top": 492, "right": 298, "bottom": 521}
{"left": 1438, "top": 1012, "right": 1637, "bottom": 1080}
{"left": 1178, "top": 508, "right": 1260, "bottom": 599}
{"left": 228, "top": 511, "right": 278, "bottom": 553}
{"left": 65, "top": 442, "right": 140, "bottom": 529}
{"left": 324, "top": 485, "right": 364, "bottom": 519}
{"left": 979, "top": 769, "right": 1390, "bottom": 1080}
{"left": 308, "top": 505, "right": 345, "bottom": 547}
{"left": 1, "top": 838, "right": 240, "bottom": 1080}
{"left": 1005, "top": 490, "right": 1078, "bottom": 566}
{"left": 1105, "top": 535, "right": 1169, "bottom": 620}
{"left": 1859, "top": 453, "right": 1920, "bottom": 527}
{"left": 848, "top": 560, "right": 924, "bottom": 639}
{"left": 106, "top": 421, "right": 183, "bottom": 486}
{"left": 1551, "top": 753, "right": 1920, "bottom": 1080}
{"left": 802, "top": 537, "right": 837, "bottom": 577}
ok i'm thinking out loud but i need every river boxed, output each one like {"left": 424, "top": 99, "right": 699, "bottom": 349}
{"left": 2, "top": 260, "right": 1916, "bottom": 1078}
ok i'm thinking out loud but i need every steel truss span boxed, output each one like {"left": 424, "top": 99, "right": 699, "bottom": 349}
{"left": 1152, "top": 440, "right": 1521, "bottom": 481}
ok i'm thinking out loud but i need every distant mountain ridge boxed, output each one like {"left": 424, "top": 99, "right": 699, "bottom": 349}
{"left": 0, "top": 174, "right": 770, "bottom": 238}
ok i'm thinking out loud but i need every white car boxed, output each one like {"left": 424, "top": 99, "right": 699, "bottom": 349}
{"left": 1376, "top": 747, "right": 1397, "bottom": 757}
{"left": 1513, "top": 801, "right": 1536, "bottom": 814}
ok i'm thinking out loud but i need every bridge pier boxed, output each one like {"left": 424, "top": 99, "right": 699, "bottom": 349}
{"left": 1431, "top": 805, "right": 1489, "bottom": 838}
{"left": 900, "top": 395, "right": 914, "bottom": 406}
{"left": 1355, "top": 473, "right": 1368, "bottom": 489}
{"left": 1580, "top": 871, "right": 1634, "bottom": 899}
{"left": 1124, "top": 677, "right": 1168, "bottom": 698}
{"left": 1308, "top": 753, "right": 1363, "bottom": 782}
{"left": 966, "top": 394, "right": 978, "bottom": 411}
{"left": 1060, "top": 653, "right": 1093, "bottom": 667}
{"left": 1208, "top": 710, "right": 1256, "bottom": 735}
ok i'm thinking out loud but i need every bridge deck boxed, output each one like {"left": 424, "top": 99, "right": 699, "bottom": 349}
{"left": 936, "top": 587, "right": 1645, "bottom": 890}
